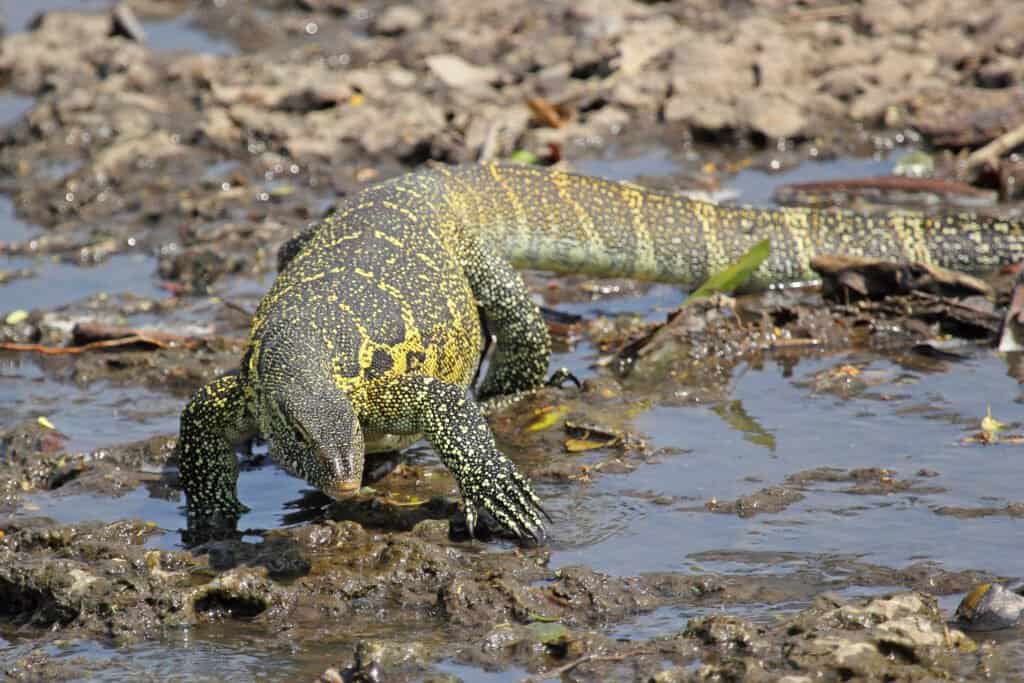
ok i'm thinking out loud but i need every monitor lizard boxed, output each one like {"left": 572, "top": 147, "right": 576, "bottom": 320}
{"left": 177, "top": 162, "right": 1024, "bottom": 543}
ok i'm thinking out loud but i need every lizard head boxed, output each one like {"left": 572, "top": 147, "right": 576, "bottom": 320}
{"left": 265, "top": 389, "right": 365, "bottom": 499}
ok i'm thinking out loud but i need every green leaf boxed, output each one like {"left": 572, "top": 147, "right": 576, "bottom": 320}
{"left": 526, "top": 612, "right": 560, "bottom": 623}
{"left": 4, "top": 310, "right": 28, "bottom": 325}
{"left": 525, "top": 405, "right": 570, "bottom": 432}
{"left": 507, "top": 149, "right": 540, "bottom": 165}
{"left": 687, "top": 238, "right": 771, "bottom": 304}
{"left": 526, "top": 621, "right": 569, "bottom": 644}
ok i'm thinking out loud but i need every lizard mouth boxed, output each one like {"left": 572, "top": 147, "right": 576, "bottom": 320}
{"left": 321, "top": 479, "right": 361, "bottom": 500}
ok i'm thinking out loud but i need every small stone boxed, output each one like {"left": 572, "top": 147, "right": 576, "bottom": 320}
{"left": 425, "top": 54, "right": 499, "bottom": 89}
{"left": 317, "top": 668, "right": 344, "bottom": 683}
{"left": 956, "top": 583, "right": 1024, "bottom": 631}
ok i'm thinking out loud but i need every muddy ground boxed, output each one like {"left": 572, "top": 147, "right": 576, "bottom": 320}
{"left": 2, "top": 0, "right": 1024, "bottom": 681}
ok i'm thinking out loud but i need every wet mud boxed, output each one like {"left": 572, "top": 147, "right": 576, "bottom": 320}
{"left": 2, "top": 0, "right": 1024, "bottom": 680}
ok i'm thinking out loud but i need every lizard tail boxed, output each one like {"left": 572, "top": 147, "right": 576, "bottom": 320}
{"left": 441, "top": 163, "right": 1024, "bottom": 288}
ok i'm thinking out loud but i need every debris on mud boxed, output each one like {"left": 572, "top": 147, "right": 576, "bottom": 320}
{"left": 812, "top": 255, "right": 994, "bottom": 301}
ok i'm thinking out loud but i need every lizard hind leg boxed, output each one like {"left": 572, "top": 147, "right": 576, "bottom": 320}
{"left": 463, "top": 243, "right": 551, "bottom": 401}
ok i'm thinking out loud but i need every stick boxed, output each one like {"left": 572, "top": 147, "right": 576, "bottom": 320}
{"left": 965, "top": 121, "right": 1024, "bottom": 173}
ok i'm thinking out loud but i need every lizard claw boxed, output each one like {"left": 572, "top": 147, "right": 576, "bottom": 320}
{"left": 546, "top": 367, "right": 581, "bottom": 390}
{"left": 461, "top": 460, "right": 548, "bottom": 545}
{"left": 464, "top": 502, "right": 479, "bottom": 540}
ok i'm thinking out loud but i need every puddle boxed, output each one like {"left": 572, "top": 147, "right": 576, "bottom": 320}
{"left": 432, "top": 660, "right": 532, "bottom": 682}
{"left": 1, "top": 2, "right": 237, "bottom": 57}
{"left": 39, "top": 159, "right": 82, "bottom": 181}
{"left": 199, "top": 159, "right": 242, "bottom": 183}
{"left": 0, "top": 357, "right": 180, "bottom": 453}
{"left": 1, "top": 0, "right": 110, "bottom": 34}
{"left": 728, "top": 154, "right": 897, "bottom": 206}
{"left": 0, "top": 91, "right": 34, "bottom": 128}
{"left": 548, "top": 351, "right": 1024, "bottom": 579}
{"left": 14, "top": 444, "right": 325, "bottom": 550}
{"left": 574, "top": 148, "right": 681, "bottom": 182}
{"left": 0, "top": 195, "right": 42, "bottom": 243}
{"left": 143, "top": 13, "right": 238, "bottom": 56}
{"left": 20, "top": 487, "right": 182, "bottom": 544}
{"left": 0, "top": 251, "right": 163, "bottom": 314}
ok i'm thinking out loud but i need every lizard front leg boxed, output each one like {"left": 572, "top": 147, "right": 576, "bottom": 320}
{"left": 177, "top": 373, "right": 257, "bottom": 526}
{"left": 396, "top": 375, "right": 547, "bottom": 543}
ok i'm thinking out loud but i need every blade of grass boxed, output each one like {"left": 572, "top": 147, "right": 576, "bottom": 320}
{"left": 686, "top": 238, "right": 771, "bottom": 304}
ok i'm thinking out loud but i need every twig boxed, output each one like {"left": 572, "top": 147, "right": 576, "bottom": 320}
{"left": 72, "top": 322, "right": 200, "bottom": 346}
{"left": 526, "top": 97, "right": 570, "bottom": 129}
{"left": 478, "top": 119, "right": 503, "bottom": 163}
{"left": 0, "top": 335, "right": 170, "bottom": 355}
{"left": 786, "top": 3, "right": 857, "bottom": 22}
{"left": 219, "top": 298, "right": 256, "bottom": 319}
{"left": 965, "top": 120, "right": 1024, "bottom": 173}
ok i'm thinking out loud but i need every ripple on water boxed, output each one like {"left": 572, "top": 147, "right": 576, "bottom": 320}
{"left": 0, "top": 637, "right": 303, "bottom": 683}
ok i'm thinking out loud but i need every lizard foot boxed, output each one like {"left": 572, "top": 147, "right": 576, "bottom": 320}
{"left": 462, "top": 461, "right": 549, "bottom": 545}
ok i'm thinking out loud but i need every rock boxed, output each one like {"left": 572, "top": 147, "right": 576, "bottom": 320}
{"left": 739, "top": 93, "right": 808, "bottom": 139}
{"left": 94, "top": 131, "right": 183, "bottom": 175}
{"left": 317, "top": 668, "right": 345, "bottom": 683}
{"left": 849, "top": 87, "right": 895, "bottom": 123}
{"left": 859, "top": 0, "right": 920, "bottom": 34}
{"left": 425, "top": 54, "right": 499, "bottom": 89}
{"left": 784, "top": 592, "right": 976, "bottom": 678}
{"left": 110, "top": 4, "right": 146, "bottom": 43}
{"left": 977, "top": 55, "right": 1024, "bottom": 88}
{"left": 664, "top": 95, "right": 735, "bottom": 132}
{"left": 198, "top": 107, "right": 242, "bottom": 150}
{"left": 685, "top": 613, "right": 770, "bottom": 654}
{"left": 372, "top": 5, "right": 425, "bottom": 36}
{"left": 956, "top": 583, "right": 1024, "bottom": 631}
{"left": 613, "top": 17, "right": 678, "bottom": 76}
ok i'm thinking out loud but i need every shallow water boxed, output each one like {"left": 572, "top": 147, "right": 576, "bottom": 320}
{"left": 2, "top": 635, "right": 321, "bottom": 682}
{"left": 548, "top": 352, "right": 1024, "bottom": 576}
{"left": 2, "top": 145, "right": 1023, "bottom": 678}
{"left": 144, "top": 13, "right": 238, "bottom": 56}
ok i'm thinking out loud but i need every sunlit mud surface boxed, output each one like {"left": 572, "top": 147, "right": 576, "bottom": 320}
{"left": 3, "top": 1, "right": 1024, "bottom": 681}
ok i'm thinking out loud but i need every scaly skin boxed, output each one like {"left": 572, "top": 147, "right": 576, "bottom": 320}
{"left": 177, "top": 162, "right": 1024, "bottom": 542}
